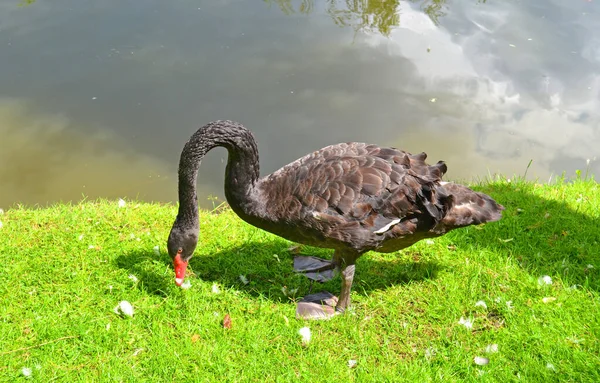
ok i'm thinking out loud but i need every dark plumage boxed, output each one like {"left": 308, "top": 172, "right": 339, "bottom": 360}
{"left": 168, "top": 120, "right": 504, "bottom": 318}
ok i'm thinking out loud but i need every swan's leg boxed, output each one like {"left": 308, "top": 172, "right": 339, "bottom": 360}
{"left": 335, "top": 262, "right": 356, "bottom": 313}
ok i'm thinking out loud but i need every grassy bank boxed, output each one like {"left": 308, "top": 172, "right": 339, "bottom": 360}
{"left": 1, "top": 177, "right": 599, "bottom": 382}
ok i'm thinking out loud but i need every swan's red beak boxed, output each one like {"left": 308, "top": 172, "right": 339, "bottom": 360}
{"left": 174, "top": 253, "right": 188, "bottom": 286}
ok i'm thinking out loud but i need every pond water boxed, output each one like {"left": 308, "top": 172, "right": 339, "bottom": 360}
{"left": 1, "top": 0, "right": 599, "bottom": 210}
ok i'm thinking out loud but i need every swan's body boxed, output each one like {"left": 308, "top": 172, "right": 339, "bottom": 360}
{"left": 168, "top": 120, "right": 504, "bottom": 318}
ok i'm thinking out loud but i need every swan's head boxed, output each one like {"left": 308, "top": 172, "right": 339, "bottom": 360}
{"left": 167, "top": 225, "right": 198, "bottom": 286}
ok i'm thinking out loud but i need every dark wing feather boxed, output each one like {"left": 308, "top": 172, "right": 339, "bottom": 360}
{"left": 259, "top": 142, "right": 453, "bottom": 250}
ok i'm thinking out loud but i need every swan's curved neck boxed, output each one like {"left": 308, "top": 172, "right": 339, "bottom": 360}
{"left": 175, "top": 120, "right": 260, "bottom": 224}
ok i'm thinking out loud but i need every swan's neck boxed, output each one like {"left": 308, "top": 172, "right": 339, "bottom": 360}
{"left": 223, "top": 140, "right": 261, "bottom": 214}
{"left": 175, "top": 120, "right": 260, "bottom": 225}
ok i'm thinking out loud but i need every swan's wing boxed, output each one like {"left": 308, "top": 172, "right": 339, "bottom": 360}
{"left": 262, "top": 143, "right": 453, "bottom": 238}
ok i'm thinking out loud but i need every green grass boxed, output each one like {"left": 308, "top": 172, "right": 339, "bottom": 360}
{"left": 1, "top": 177, "right": 599, "bottom": 382}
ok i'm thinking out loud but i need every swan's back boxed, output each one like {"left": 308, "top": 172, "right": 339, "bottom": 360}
{"left": 251, "top": 142, "right": 502, "bottom": 253}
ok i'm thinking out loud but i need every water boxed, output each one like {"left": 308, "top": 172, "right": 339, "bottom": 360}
{"left": 1, "top": 0, "right": 599, "bottom": 210}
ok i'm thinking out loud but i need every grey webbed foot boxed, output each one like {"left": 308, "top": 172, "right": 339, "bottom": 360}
{"left": 293, "top": 256, "right": 338, "bottom": 282}
{"left": 295, "top": 291, "right": 339, "bottom": 320}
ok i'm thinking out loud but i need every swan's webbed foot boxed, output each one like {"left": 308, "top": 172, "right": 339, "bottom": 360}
{"left": 294, "top": 251, "right": 358, "bottom": 319}
{"left": 295, "top": 263, "right": 357, "bottom": 319}
{"left": 293, "top": 256, "right": 338, "bottom": 282}
{"left": 296, "top": 291, "right": 339, "bottom": 320}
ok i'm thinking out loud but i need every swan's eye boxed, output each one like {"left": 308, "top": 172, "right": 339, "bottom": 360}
{"left": 177, "top": 248, "right": 183, "bottom": 254}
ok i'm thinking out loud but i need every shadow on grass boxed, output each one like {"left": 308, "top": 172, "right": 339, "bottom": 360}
{"left": 115, "top": 180, "right": 599, "bottom": 299}
{"left": 114, "top": 250, "right": 173, "bottom": 297}
{"left": 115, "top": 241, "right": 442, "bottom": 301}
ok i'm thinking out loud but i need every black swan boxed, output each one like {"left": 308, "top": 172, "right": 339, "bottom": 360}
{"left": 167, "top": 120, "right": 504, "bottom": 319}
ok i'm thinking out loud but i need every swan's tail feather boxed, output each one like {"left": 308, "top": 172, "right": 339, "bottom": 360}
{"left": 437, "top": 183, "right": 504, "bottom": 230}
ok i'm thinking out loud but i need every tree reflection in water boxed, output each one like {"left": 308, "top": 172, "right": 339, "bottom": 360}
{"left": 265, "top": 0, "right": 486, "bottom": 36}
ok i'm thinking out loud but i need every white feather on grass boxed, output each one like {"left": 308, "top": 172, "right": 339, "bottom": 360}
{"left": 298, "top": 327, "right": 311, "bottom": 345}
{"left": 114, "top": 301, "right": 134, "bottom": 317}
